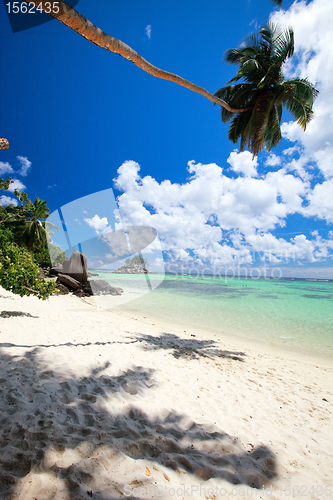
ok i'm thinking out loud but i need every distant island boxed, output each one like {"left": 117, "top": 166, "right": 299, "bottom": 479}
{"left": 112, "top": 255, "right": 153, "bottom": 274}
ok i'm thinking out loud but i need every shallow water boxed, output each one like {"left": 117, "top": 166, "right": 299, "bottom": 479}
{"left": 91, "top": 272, "right": 333, "bottom": 359}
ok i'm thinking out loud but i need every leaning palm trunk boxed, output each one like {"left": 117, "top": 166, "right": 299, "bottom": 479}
{"left": 27, "top": 1, "right": 248, "bottom": 113}
{"left": 0, "top": 138, "right": 9, "bottom": 150}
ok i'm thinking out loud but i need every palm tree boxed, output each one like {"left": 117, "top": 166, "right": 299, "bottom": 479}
{"left": 214, "top": 23, "right": 318, "bottom": 157}
{"left": 17, "top": 197, "right": 53, "bottom": 250}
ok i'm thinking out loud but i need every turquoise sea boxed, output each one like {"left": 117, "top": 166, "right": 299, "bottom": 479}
{"left": 91, "top": 272, "right": 333, "bottom": 360}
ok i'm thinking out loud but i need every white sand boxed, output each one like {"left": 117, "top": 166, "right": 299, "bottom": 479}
{"left": 0, "top": 286, "right": 332, "bottom": 500}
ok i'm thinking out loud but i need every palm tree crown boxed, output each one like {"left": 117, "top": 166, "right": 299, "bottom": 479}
{"left": 18, "top": 197, "right": 52, "bottom": 250}
{"left": 214, "top": 23, "right": 318, "bottom": 156}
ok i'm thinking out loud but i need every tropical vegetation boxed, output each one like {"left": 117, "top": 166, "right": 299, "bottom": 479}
{"left": 214, "top": 23, "right": 318, "bottom": 156}
{"left": 0, "top": 178, "right": 59, "bottom": 299}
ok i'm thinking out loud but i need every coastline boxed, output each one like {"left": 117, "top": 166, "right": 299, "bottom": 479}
{"left": 0, "top": 286, "right": 332, "bottom": 499}
{"left": 87, "top": 272, "right": 333, "bottom": 362}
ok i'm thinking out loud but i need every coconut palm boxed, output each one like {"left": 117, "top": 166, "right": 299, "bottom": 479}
{"left": 214, "top": 23, "right": 318, "bottom": 156}
{"left": 17, "top": 197, "right": 55, "bottom": 250}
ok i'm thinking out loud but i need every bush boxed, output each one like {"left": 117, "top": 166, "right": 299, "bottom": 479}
{"left": 0, "top": 237, "right": 56, "bottom": 300}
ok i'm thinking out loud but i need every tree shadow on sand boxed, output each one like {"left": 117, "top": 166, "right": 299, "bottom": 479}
{"left": 0, "top": 348, "right": 275, "bottom": 499}
{"left": 134, "top": 333, "right": 246, "bottom": 361}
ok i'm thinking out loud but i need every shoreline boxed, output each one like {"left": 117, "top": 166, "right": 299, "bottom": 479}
{"left": 0, "top": 287, "right": 332, "bottom": 499}
{"left": 82, "top": 289, "right": 333, "bottom": 368}
{"left": 108, "top": 300, "right": 333, "bottom": 369}
{"left": 86, "top": 272, "right": 333, "bottom": 363}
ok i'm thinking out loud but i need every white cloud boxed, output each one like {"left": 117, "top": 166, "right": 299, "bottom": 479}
{"left": 8, "top": 179, "right": 26, "bottom": 192}
{"left": 0, "top": 195, "right": 18, "bottom": 207}
{"left": 113, "top": 160, "right": 332, "bottom": 268}
{"left": 227, "top": 150, "right": 258, "bottom": 177}
{"left": 84, "top": 214, "right": 111, "bottom": 234}
{"left": 145, "top": 24, "right": 151, "bottom": 40}
{"left": 0, "top": 162, "right": 14, "bottom": 176}
{"left": 265, "top": 153, "right": 281, "bottom": 167}
{"left": 305, "top": 178, "right": 333, "bottom": 223}
{"left": 312, "top": 146, "right": 333, "bottom": 179}
{"left": 283, "top": 153, "right": 312, "bottom": 181}
{"left": 17, "top": 156, "right": 31, "bottom": 177}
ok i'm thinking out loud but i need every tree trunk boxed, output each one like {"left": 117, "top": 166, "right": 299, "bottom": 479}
{"left": 0, "top": 138, "right": 9, "bottom": 150}
{"left": 27, "top": 1, "right": 249, "bottom": 113}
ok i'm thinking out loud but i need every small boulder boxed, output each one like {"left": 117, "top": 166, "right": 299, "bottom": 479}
{"left": 73, "top": 289, "right": 90, "bottom": 297}
{"left": 88, "top": 279, "right": 123, "bottom": 296}
{"left": 57, "top": 274, "right": 81, "bottom": 291}
{"left": 55, "top": 283, "right": 70, "bottom": 295}
{"left": 49, "top": 263, "right": 63, "bottom": 276}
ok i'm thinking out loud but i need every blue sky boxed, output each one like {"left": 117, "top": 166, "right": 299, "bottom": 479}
{"left": 1, "top": 0, "right": 333, "bottom": 278}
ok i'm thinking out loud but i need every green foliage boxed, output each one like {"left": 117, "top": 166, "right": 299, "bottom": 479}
{"left": 214, "top": 23, "right": 318, "bottom": 156}
{"left": 32, "top": 245, "right": 52, "bottom": 268}
{"left": 0, "top": 177, "right": 57, "bottom": 299}
{"left": 0, "top": 235, "right": 56, "bottom": 299}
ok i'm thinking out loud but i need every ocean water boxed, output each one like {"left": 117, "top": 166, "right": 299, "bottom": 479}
{"left": 91, "top": 272, "right": 333, "bottom": 360}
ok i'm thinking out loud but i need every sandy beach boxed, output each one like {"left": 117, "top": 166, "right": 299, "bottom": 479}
{"left": 0, "top": 286, "right": 332, "bottom": 500}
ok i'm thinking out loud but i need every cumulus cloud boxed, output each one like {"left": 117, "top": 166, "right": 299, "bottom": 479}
{"left": 0, "top": 162, "right": 14, "bottom": 176}
{"left": 0, "top": 156, "right": 32, "bottom": 178}
{"left": 113, "top": 160, "right": 333, "bottom": 269}
{"left": 84, "top": 214, "right": 112, "bottom": 234}
{"left": 265, "top": 153, "right": 281, "bottom": 167}
{"left": 145, "top": 24, "right": 151, "bottom": 40}
{"left": 17, "top": 156, "right": 31, "bottom": 177}
{"left": 227, "top": 150, "right": 258, "bottom": 177}
{"left": 305, "top": 178, "right": 333, "bottom": 223}
{"left": 0, "top": 195, "right": 18, "bottom": 207}
{"left": 270, "top": 0, "right": 333, "bottom": 179}
{"left": 7, "top": 179, "right": 26, "bottom": 192}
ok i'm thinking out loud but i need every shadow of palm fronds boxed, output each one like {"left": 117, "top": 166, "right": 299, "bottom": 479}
{"left": 134, "top": 333, "right": 246, "bottom": 361}
{"left": 0, "top": 348, "right": 275, "bottom": 500}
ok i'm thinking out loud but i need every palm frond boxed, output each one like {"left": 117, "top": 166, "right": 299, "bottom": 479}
{"left": 274, "top": 27, "right": 294, "bottom": 63}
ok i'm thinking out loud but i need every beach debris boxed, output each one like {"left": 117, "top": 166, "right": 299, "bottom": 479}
{"left": 87, "top": 280, "right": 123, "bottom": 296}
{"left": 0, "top": 311, "right": 38, "bottom": 318}
{"left": 146, "top": 467, "right": 151, "bottom": 476}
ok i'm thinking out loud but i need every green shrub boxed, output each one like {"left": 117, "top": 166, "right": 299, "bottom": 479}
{"left": 0, "top": 236, "right": 56, "bottom": 299}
